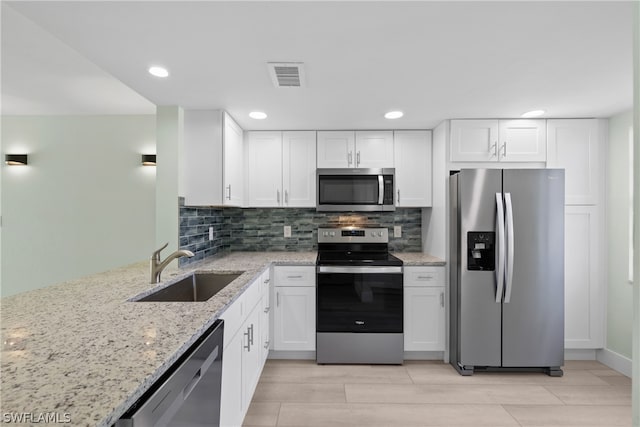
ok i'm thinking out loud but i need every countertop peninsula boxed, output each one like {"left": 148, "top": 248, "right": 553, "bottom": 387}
{"left": 0, "top": 251, "right": 444, "bottom": 426}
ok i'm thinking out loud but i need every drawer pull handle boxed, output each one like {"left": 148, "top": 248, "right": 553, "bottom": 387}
{"left": 243, "top": 329, "right": 251, "bottom": 351}
{"left": 417, "top": 275, "right": 434, "bottom": 280}
{"left": 440, "top": 292, "right": 445, "bottom": 307}
{"left": 287, "top": 275, "right": 303, "bottom": 279}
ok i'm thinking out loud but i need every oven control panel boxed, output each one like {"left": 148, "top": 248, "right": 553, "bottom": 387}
{"left": 318, "top": 227, "right": 389, "bottom": 243}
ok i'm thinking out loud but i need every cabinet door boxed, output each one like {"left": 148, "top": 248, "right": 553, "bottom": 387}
{"left": 498, "top": 119, "right": 546, "bottom": 162}
{"left": 355, "top": 131, "right": 394, "bottom": 168}
{"left": 283, "top": 131, "right": 316, "bottom": 207}
{"left": 450, "top": 120, "right": 499, "bottom": 162}
{"left": 183, "top": 110, "right": 224, "bottom": 206}
{"left": 317, "top": 131, "right": 354, "bottom": 168}
{"left": 220, "top": 330, "right": 243, "bottom": 427}
{"left": 547, "top": 119, "right": 601, "bottom": 205}
{"left": 394, "top": 130, "right": 432, "bottom": 207}
{"left": 223, "top": 112, "right": 244, "bottom": 206}
{"left": 241, "top": 304, "right": 263, "bottom": 414}
{"left": 247, "top": 131, "right": 283, "bottom": 207}
{"left": 564, "top": 205, "right": 604, "bottom": 349}
{"left": 273, "top": 286, "right": 316, "bottom": 351}
{"left": 404, "top": 287, "right": 445, "bottom": 351}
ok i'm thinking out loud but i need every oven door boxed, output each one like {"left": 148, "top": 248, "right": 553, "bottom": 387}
{"left": 316, "top": 266, "right": 403, "bottom": 333}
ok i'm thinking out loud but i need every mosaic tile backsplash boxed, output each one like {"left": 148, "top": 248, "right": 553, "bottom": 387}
{"left": 179, "top": 204, "right": 422, "bottom": 265}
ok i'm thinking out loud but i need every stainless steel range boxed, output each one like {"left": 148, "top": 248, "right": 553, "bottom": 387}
{"left": 316, "top": 227, "right": 404, "bottom": 364}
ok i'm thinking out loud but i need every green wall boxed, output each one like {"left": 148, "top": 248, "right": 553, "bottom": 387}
{"left": 1, "top": 115, "right": 156, "bottom": 296}
{"left": 607, "top": 109, "right": 634, "bottom": 359}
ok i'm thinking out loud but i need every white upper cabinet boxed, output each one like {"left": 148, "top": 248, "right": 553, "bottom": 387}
{"left": 317, "top": 131, "right": 355, "bottom": 168}
{"left": 355, "top": 131, "right": 394, "bottom": 168}
{"left": 183, "top": 110, "right": 244, "bottom": 206}
{"left": 317, "top": 130, "right": 393, "bottom": 168}
{"left": 394, "top": 130, "right": 432, "bottom": 207}
{"left": 450, "top": 120, "right": 498, "bottom": 162}
{"left": 247, "top": 131, "right": 282, "bottom": 207}
{"left": 246, "top": 131, "right": 316, "bottom": 207}
{"left": 282, "top": 131, "right": 317, "bottom": 207}
{"left": 450, "top": 119, "right": 546, "bottom": 163}
{"left": 546, "top": 119, "right": 602, "bottom": 205}
{"left": 224, "top": 113, "right": 245, "bottom": 206}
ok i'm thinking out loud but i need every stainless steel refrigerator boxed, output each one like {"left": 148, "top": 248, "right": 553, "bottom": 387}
{"left": 449, "top": 169, "right": 564, "bottom": 376}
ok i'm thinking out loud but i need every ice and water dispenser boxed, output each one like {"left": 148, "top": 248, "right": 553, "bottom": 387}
{"left": 467, "top": 232, "right": 495, "bottom": 271}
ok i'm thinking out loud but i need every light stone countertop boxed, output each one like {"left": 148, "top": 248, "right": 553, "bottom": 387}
{"left": 0, "top": 250, "right": 443, "bottom": 426}
{"left": 394, "top": 252, "right": 446, "bottom": 266}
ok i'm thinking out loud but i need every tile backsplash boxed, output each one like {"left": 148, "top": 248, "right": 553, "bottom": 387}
{"left": 179, "top": 202, "right": 422, "bottom": 266}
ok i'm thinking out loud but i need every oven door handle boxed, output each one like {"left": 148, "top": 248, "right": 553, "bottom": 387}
{"left": 317, "top": 266, "right": 403, "bottom": 274}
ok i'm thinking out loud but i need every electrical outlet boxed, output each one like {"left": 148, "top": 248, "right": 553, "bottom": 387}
{"left": 209, "top": 227, "right": 214, "bottom": 241}
{"left": 394, "top": 226, "right": 402, "bottom": 238}
{"left": 284, "top": 225, "right": 292, "bottom": 238}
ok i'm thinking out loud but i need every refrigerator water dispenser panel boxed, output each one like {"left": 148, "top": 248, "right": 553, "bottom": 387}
{"left": 467, "top": 232, "right": 495, "bottom": 271}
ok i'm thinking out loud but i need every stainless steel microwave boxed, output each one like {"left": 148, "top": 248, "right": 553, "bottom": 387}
{"left": 316, "top": 168, "right": 395, "bottom": 212}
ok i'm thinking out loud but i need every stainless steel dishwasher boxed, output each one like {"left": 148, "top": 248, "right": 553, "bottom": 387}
{"left": 116, "top": 319, "right": 224, "bottom": 427}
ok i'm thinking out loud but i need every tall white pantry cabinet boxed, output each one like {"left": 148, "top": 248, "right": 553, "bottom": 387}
{"left": 547, "top": 119, "right": 606, "bottom": 350}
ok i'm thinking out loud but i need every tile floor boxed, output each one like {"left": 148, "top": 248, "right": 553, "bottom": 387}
{"left": 243, "top": 359, "right": 632, "bottom": 427}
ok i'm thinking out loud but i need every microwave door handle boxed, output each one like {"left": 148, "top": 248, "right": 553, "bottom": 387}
{"left": 378, "top": 175, "right": 384, "bottom": 205}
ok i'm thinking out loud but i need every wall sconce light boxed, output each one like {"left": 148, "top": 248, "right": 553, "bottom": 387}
{"left": 5, "top": 154, "right": 28, "bottom": 165}
{"left": 141, "top": 154, "right": 156, "bottom": 166}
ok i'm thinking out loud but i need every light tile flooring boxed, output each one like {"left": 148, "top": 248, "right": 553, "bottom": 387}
{"left": 243, "top": 359, "right": 632, "bottom": 427}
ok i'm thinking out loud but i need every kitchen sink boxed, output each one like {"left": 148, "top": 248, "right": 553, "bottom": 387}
{"left": 136, "top": 272, "right": 242, "bottom": 302}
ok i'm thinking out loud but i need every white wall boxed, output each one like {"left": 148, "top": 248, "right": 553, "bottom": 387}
{"left": 1, "top": 115, "right": 156, "bottom": 296}
{"left": 606, "top": 110, "right": 634, "bottom": 360}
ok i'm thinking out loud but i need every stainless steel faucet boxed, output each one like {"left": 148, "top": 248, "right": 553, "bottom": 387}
{"left": 150, "top": 243, "right": 194, "bottom": 284}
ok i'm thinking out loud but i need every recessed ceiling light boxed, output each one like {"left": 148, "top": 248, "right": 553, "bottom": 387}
{"left": 249, "top": 111, "right": 267, "bottom": 120}
{"left": 521, "top": 110, "right": 545, "bottom": 118}
{"left": 384, "top": 111, "right": 403, "bottom": 119}
{"left": 148, "top": 66, "right": 169, "bottom": 78}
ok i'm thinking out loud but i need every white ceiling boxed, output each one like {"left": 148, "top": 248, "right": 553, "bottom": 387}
{"left": 1, "top": 1, "right": 634, "bottom": 130}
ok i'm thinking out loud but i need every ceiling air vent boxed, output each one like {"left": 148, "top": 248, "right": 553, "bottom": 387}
{"left": 267, "top": 62, "right": 305, "bottom": 88}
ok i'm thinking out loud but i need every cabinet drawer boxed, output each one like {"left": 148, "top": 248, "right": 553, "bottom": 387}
{"left": 404, "top": 267, "right": 444, "bottom": 287}
{"left": 274, "top": 266, "right": 315, "bottom": 287}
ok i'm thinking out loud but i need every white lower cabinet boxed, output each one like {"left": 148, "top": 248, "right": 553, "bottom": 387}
{"left": 403, "top": 266, "right": 445, "bottom": 352}
{"left": 273, "top": 266, "right": 316, "bottom": 351}
{"left": 564, "top": 206, "right": 604, "bottom": 349}
{"left": 219, "top": 273, "right": 269, "bottom": 427}
{"left": 260, "top": 269, "right": 271, "bottom": 363}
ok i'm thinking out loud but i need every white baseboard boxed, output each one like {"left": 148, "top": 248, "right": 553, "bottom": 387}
{"left": 596, "top": 348, "right": 633, "bottom": 377}
{"left": 565, "top": 349, "right": 597, "bottom": 360}
{"left": 268, "top": 350, "right": 315, "bottom": 360}
{"left": 403, "top": 351, "right": 445, "bottom": 361}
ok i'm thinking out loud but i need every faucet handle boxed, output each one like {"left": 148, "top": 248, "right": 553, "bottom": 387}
{"left": 152, "top": 242, "right": 169, "bottom": 260}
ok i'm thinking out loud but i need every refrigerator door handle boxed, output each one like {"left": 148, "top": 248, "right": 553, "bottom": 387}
{"left": 495, "top": 193, "right": 506, "bottom": 303}
{"left": 504, "top": 192, "right": 515, "bottom": 303}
